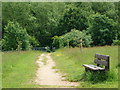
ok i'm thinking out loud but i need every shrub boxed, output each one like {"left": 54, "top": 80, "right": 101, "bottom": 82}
{"left": 29, "top": 36, "right": 39, "bottom": 47}
{"left": 52, "top": 29, "right": 92, "bottom": 48}
{"left": 52, "top": 36, "right": 60, "bottom": 49}
{"left": 112, "top": 40, "right": 120, "bottom": 45}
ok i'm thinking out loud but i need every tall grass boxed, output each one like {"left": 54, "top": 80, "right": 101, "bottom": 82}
{"left": 2, "top": 50, "right": 41, "bottom": 88}
{"left": 51, "top": 46, "right": 118, "bottom": 88}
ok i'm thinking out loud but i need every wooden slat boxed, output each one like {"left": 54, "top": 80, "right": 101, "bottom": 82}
{"left": 95, "top": 54, "right": 109, "bottom": 60}
{"left": 83, "top": 64, "right": 105, "bottom": 70}
{"left": 94, "top": 59, "right": 108, "bottom": 66}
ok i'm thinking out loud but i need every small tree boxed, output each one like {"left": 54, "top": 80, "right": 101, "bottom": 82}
{"left": 3, "top": 21, "right": 30, "bottom": 51}
{"left": 52, "top": 29, "right": 92, "bottom": 48}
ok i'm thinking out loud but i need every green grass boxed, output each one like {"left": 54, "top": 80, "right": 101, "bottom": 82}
{"left": 51, "top": 46, "right": 118, "bottom": 88}
{"left": 0, "top": 52, "right": 2, "bottom": 89}
{"left": 2, "top": 46, "right": 119, "bottom": 88}
{"left": 2, "top": 50, "right": 42, "bottom": 88}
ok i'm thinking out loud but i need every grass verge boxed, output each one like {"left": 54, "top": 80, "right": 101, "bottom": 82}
{"left": 2, "top": 50, "right": 41, "bottom": 88}
{"left": 51, "top": 46, "right": 118, "bottom": 88}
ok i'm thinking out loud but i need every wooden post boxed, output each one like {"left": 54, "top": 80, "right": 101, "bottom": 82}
{"left": 80, "top": 39, "right": 83, "bottom": 52}
{"left": 18, "top": 44, "right": 20, "bottom": 55}
{"left": 67, "top": 40, "right": 69, "bottom": 48}
{"left": 18, "top": 41, "right": 21, "bottom": 55}
{"left": 105, "top": 56, "right": 110, "bottom": 71}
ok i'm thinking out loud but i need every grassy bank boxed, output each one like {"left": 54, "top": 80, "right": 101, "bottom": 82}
{"left": 2, "top": 50, "right": 41, "bottom": 88}
{"left": 51, "top": 46, "right": 118, "bottom": 88}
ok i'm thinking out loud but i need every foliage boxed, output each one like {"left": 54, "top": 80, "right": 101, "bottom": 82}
{"left": 2, "top": 21, "right": 30, "bottom": 51}
{"left": 58, "top": 2, "right": 94, "bottom": 35}
{"left": 2, "top": 2, "right": 34, "bottom": 33}
{"left": 88, "top": 13, "right": 117, "bottom": 46}
{"left": 91, "top": 2, "right": 118, "bottom": 21}
{"left": 2, "top": 2, "right": 119, "bottom": 48}
{"left": 52, "top": 36, "right": 60, "bottom": 49}
{"left": 2, "top": 2, "right": 65, "bottom": 47}
{"left": 29, "top": 36, "right": 39, "bottom": 47}
{"left": 52, "top": 29, "right": 92, "bottom": 48}
{"left": 118, "top": 2, "right": 120, "bottom": 40}
{"left": 112, "top": 40, "right": 120, "bottom": 45}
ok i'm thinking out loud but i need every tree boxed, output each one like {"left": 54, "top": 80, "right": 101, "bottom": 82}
{"left": 91, "top": 2, "right": 118, "bottom": 21}
{"left": 2, "top": 2, "right": 66, "bottom": 47}
{"left": 2, "top": 2, "right": 119, "bottom": 48}
{"left": 57, "top": 2, "right": 94, "bottom": 35}
{"left": 88, "top": 13, "right": 117, "bottom": 46}
{"left": 2, "top": 21, "right": 30, "bottom": 51}
{"left": 117, "top": 2, "right": 120, "bottom": 40}
{"left": 2, "top": 2, "right": 34, "bottom": 34}
{"left": 30, "top": 2, "right": 65, "bottom": 46}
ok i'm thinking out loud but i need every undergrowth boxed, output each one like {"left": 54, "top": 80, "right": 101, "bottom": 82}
{"left": 81, "top": 70, "right": 118, "bottom": 84}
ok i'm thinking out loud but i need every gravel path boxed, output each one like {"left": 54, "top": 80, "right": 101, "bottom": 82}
{"left": 34, "top": 53, "right": 79, "bottom": 87}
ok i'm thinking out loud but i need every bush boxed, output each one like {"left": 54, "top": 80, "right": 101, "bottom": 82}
{"left": 29, "top": 36, "right": 39, "bottom": 47}
{"left": 112, "top": 40, "right": 120, "bottom": 45}
{"left": 52, "top": 36, "right": 60, "bottom": 49}
{"left": 52, "top": 29, "right": 92, "bottom": 48}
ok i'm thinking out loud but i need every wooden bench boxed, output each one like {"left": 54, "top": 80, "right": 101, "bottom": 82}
{"left": 83, "top": 54, "right": 110, "bottom": 71}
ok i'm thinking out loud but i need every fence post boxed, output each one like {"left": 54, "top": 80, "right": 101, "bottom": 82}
{"left": 80, "top": 39, "right": 83, "bottom": 52}
{"left": 18, "top": 44, "right": 20, "bottom": 55}
{"left": 18, "top": 41, "right": 21, "bottom": 55}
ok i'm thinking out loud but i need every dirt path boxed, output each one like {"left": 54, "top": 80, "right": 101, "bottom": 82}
{"left": 34, "top": 53, "right": 79, "bottom": 87}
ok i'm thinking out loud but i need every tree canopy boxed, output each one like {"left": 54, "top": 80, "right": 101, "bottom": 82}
{"left": 2, "top": 21, "right": 30, "bottom": 51}
{"left": 2, "top": 2, "right": 119, "bottom": 51}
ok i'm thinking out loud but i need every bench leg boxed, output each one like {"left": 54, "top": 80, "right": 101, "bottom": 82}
{"left": 85, "top": 68, "right": 88, "bottom": 72}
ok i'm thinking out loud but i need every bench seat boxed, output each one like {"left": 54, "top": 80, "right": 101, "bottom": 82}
{"left": 83, "top": 64, "right": 105, "bottom": 71}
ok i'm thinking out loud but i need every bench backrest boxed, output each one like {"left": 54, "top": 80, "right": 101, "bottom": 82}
{"left": 94, "top": 54, "right": 110, "bottom": 71}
